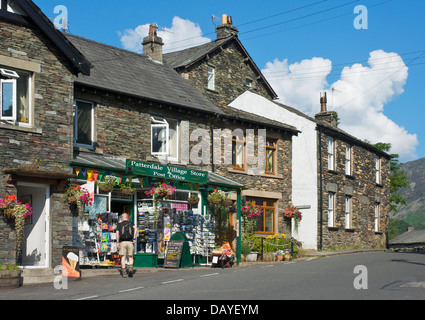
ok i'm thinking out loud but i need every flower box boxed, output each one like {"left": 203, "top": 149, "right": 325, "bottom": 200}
{"left": 0, "top": 270, "right": 22, "bottom": 290}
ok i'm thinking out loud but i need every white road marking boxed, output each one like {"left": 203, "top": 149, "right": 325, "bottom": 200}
{"left": 162, "top": 279, "right": 184, "bottom": 284}
{"left": 119, "top": 286, "right": 145, "bottom": 293}
{"left": 76, "top": 295, "right": 99, "bottom": 300}
{"left": 200, "top": 273, "right": 219, "bottom": 277}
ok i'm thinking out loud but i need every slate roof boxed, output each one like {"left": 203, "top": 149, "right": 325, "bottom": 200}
{"left": 66, "top": 34, "right": 224, "bottom": 115}
{"left": 66, "top": 34, "right": 298, "bottom": 135}
{"left": 390, "top": 230, "right": 425, "bottom": 245}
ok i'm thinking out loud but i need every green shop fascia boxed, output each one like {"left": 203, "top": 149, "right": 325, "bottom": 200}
{"left": 69, "top": 156, "right": 244, "bottom": 268}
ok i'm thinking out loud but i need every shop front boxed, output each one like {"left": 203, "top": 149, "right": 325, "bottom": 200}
{"left": 69, "top": 154, "right": 244, "bottom": 269}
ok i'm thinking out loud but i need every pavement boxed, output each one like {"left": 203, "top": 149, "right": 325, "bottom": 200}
{"left": 20, "top": 249, "right": 387, "bottom": 286}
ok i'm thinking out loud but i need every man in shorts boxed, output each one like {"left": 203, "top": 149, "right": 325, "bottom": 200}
{"left": 116, "top": 213, "right": 138, "bottom": 278}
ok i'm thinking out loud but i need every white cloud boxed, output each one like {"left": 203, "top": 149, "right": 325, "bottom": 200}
{"left": 262, "top": 50, "right": 418, "bottom": 160}
{"left": 118, "top": 16, "right": 211, "bottom": 54}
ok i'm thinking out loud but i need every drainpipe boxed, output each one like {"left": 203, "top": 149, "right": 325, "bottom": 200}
{"left": 318, "top": 126, "right": 323, "bottom": 251}
{"left": 210, "top": 123, "right": 215, "bottom": 173}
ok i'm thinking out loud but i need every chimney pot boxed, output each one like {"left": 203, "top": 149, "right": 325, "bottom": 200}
{"left": 320, "top": 92, "right": 327, "bottom": 112}
{"left": 142, "top": 24, "right": 164, "bottom": 63}
{"left": 216, "top": 14, "right": 238, "bottom": 40}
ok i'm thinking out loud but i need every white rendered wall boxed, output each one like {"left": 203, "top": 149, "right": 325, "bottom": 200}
{"left": 229, "top": 92, "right": 318, "bottom": 249}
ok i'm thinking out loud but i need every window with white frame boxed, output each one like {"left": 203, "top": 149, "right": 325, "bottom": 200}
{"left": 374, "top": 203, "right": 380, "bottom": 232}
{"left": 151, "top": 116, "right": 179, "bottom": 160}
{"left": 207, "top": 66, "right": 215, "bottom": 91}
{"left": 0, "top": 67, "right": 32, "bottom": 125}
{"left": 74, "top": 100, "right": 94, "bottom": 148}
{"left": 375, "top": 155, "right": 381, "bottom": 184}
{"left": 345, "top": 143, "right": 352, "bottom": 176}
{"left": 345, "top": 196, "right": 352, "bottom": 229}
{"left": 328, "top": 193, "right": 335, "bottom": 228}
{"left": 328, "top": 136, "right": 335, "bottom": 171}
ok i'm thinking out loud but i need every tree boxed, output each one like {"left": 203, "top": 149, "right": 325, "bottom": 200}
{"left": 373, "top": 142, "right": 409, "bottom": 212}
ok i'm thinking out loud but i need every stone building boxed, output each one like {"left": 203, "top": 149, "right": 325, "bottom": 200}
{"left": 163, "top": 15, "right": 277, "bottom": 107}
{"left": 0, "top": 0, "right": 90, "bottom": 267}
{"left": 230, "top": 90, "right": 391, "bottom": 250}
{"left": 66, "top": 31, "right": 298, "bottom": 245}
{"left": 315, "top": 93, "right": 391, "bottom": 250}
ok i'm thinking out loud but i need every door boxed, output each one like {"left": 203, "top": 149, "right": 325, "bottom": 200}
{"left": 17, "top": 184, "right": 50, "bottom": 268}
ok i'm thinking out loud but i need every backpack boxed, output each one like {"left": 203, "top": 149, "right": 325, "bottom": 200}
{"left": 119, "top": 221, "right": 134, "bottom": 241}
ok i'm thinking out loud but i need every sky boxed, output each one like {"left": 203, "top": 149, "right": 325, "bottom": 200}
{"left": 34, "top": 0, "right": 425, "bottom": 162}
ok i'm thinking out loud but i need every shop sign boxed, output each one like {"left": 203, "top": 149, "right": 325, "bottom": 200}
{"left": 126, "top": 159, "right": 208, "bottom": 184}
{"left": 164, "top": 241, "right": 184, "bottom": 268}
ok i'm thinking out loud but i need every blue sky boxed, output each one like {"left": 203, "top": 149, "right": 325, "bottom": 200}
{"left": 34, "top": 0, "right": 425, "bottom": 162}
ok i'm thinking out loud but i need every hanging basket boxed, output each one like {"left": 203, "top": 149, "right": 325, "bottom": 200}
{"left": 121, "top": 188, "right": 135, "bottom": 197}
{"left": 3, "top": 208, "right": 15, "bottom": 219}
{"left": 98, "top": 183, "right": 114, "bottom": 193}
{"left": 210, "top": 198, "right": 222, "bottom": 205}
{"left": 67, "top": 196, "right": 77, "bottom": 204}
{"left": 187, "top": 197, "right": 199, "bottom": 205}
{"left": 222, "top": 199, "right": 233, "bottom": 207}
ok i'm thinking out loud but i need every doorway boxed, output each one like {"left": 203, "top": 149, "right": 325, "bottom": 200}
{"left": 17, "top": 183, "right": 50, "bottom": 268}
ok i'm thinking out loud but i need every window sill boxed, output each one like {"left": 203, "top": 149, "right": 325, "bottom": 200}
{"left": 345, "top": 228, "right": 356, "bottom": 233}
{"left": 345, "top": 174, "right": 355, "bottom": 180}
{"left": 328, "top": 169, "right": 338, "bottom": 175}
{"left": 0, "top": 122, "right": 42, "bottom": 134}
{"left": 328, "top": 227, "right": 339, "bottom": 231}
{"left": 205, "top": 87, "right": 219, "bottom": 94}
{"left": 261, "top": 172, "right": 283, "bottom": 179}
{"left": 374, "top": 231, "right": 383, "bottom": 235}
{"left": 375, "top": 183, "right": 383, "bottom": 188}
{"left": 74, "top": 146, "right": 103, "bottom": 154}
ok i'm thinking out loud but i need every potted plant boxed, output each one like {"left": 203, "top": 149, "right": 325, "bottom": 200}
{"left": 97, "top": 175, "right": 118, "bottom": 193}
{"left": 283, "top": 205, "right": 303, "bottom": 233}
{"left": 187, "top": 194, "right": 200, "bottom": 205}
{"left": 208, "top": 190, "right": 223, "bottom": 206}
{"left": 0, "top": 261, "right": 22, "bottom": 290}
{"left": 0, "top": 195, "right": 33, "bottom": 258}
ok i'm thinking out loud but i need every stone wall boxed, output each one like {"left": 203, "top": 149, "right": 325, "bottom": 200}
{"left": 75, "top": 86, "right": 293, "bottom": 239}
{"left": 0, "top": 20, "right": 75, "bottom": 265}
{"left": 317, "top": 129, "right": 390, "bottom": 249}
{"left": 179, "top": 40, "right": 274, "bottom": 107}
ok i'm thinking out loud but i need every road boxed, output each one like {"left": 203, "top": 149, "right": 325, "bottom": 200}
{"left": 1, "top": 251, "right": 425, "bottom": 301}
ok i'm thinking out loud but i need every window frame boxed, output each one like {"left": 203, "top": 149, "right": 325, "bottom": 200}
{"left": 265, "top": 139, "right": 277, "bottom": 175}
{"left": 150, "top": 116, "right": 179, "bottom": 161}
{"left": 328, "top": 193, "right": 335, "bottom": 228}
{"left": 328, "top": 136, "right": 335, "bottom": 171}
{"left": 207, "top": 66, "right": 215, "bottom": 91}
{"left": 73, "top": 100, "right": 95, "bottom": 149}
{"left": 345, "top": 143, "right": 352, "bottom": 176}
{"left": 375, "top": 155, "right": 381, "bottom": 185}
{"left": 345, "top": 196, "right": 352, "bottom": 229}
{"left": 232, "top": 136, "right": 245, "bottom": 171}
{"left": 374, "top": 203, "right": 380, "bottom": 232}
{"left": 249, "top": 198, "right": 276, "bottom": 235}
{"left": 0, "top": 78, "right": 17, "bottom": 121}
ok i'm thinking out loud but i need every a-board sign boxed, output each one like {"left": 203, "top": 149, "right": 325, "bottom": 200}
{"left": 62, "top": 246, "right": 81, "bottom": 280}
{"left": 164, "top": 241, "right": 183, "bottom": 268}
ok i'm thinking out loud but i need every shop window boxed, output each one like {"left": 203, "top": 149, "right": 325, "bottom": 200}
{"left": 207, "top": 66, "right": 215, "bottom": 91}
{"left": 232, "top": 135, "right": 245, "bottom": 170}
{"left": 151, "top": 116, "right": 179, "bottom": 161}
{"left": 265, "top": 140, "right": 276, "bottom": 174}
{"left": 327, "top": 136, "right": 335, "bottom": 171}
{"left": 328, "top": 193, "right": 335, "bottom": 228}
{"left": 0, "top": 67, "right": 32, "bottom": 125}
{"left": 74, "top": 100, "right": 94, "bottom": 148}
{"left": 248, "top": 198, "right": 275, "bottom": 234}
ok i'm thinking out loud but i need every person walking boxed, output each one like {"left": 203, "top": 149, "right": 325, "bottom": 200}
{"left": 116, "top": 212, "right": 137, "bottom": 278}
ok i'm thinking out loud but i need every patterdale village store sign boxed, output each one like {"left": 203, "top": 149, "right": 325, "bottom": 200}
{"left": 126, "top": 160, "right": 208, "bottom": 185}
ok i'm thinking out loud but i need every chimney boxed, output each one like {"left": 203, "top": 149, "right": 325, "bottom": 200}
{"left": 142, "top": 24, "right": 164, "bottom": 62}
{"left": 315, "top": 91, "right": 338, "bottom": 127}
{"left": 216, "top": 14, "right": 238, "bottom": 40}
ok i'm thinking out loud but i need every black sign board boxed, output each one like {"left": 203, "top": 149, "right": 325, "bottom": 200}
{"left": 164, "top": 241, "right": 184, "bottom": 268}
